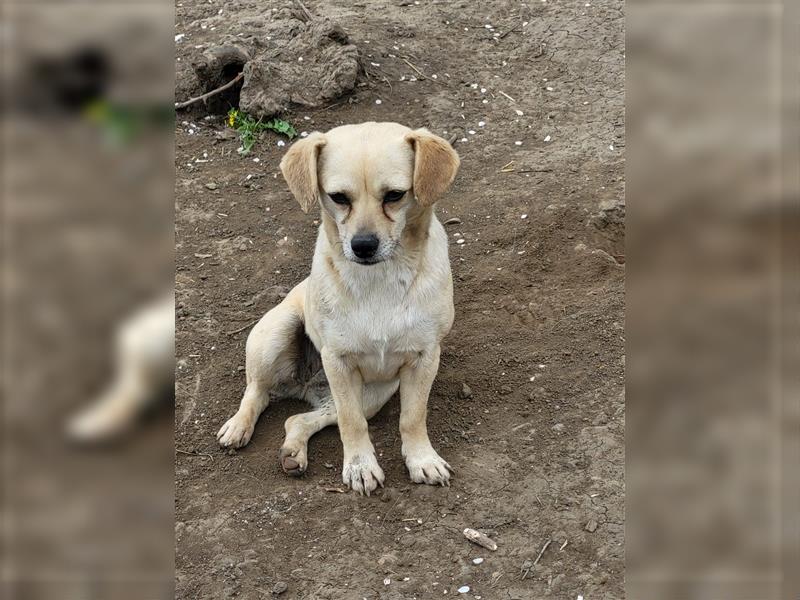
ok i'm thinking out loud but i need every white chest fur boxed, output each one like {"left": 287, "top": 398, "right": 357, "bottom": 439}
{"left": 305, "top": 222, "right": 453, "bottom": 382}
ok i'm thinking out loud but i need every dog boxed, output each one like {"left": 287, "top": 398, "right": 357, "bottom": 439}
{"left": 217, "top": 122, "right": 460, "bottom": 495}
{"left": 67, "top": 294, "right": 174, "bottom": 442}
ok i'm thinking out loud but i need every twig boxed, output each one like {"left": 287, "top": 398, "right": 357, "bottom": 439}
{"left": 175, "top": 72, "right": 244, "bottom": 110}
{"left": 400, "top": 57, "right": 447, "bottom": 86}
{"left": 294, "top": 0, "right": 314, "bottom": 21}
{"left": 500, "top": 26, "right": 520, "bottom": 39}
{"left": 498, "top": 90, "right": 517, "bottom": 103}
{"left": 176, "top": 449, "right": 214, "bottom": 460}
{"left": 516, "top": 168, "right": 553, "bottom": 173}
{"left": 402, "top": 58, "right": 426, "bottom": 79}
{"left": 532, "top": 538, "right": 552, "bottom": 567}
{"left": 226, "top": 318, "right": 258, "bottom": 336}
{"left": 499, "top": 160, "right": 515, "bottom": 172}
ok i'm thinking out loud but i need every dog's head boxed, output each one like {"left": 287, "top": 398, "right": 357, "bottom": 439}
{"left": 279, "top": 122, "right": 459, "bottom": 265}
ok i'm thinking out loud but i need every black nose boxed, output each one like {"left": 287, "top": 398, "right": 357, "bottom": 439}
{"left": 351, "top": 233, "right": 379, "bottom": 259}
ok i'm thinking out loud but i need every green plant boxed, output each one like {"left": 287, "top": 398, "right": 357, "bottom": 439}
{"left": 227, "top": 109, "right": 297, "bottom": 155}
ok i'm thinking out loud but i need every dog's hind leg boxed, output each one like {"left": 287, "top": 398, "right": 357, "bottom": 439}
{"left": 217, "top": 281, "right": 307, "bottom": 449}
{"left": 279, "top": 401, "right": 337, "bottom": 476}
{"left": 278, "top": 379, "right": 398, "bottom": 476}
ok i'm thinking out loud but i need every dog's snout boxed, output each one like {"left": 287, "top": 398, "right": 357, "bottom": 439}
{"left": 351, "top": 233, "right": 379, "bottom": 259}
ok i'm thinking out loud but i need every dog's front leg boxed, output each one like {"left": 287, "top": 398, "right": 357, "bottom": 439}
{"left": 399, "top": 345, "right": 453, "bottom": 486}
{"left": 321, "top": 348, "right": 385, "bottom": 495}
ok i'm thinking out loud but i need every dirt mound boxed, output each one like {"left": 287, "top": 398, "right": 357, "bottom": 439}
{"left": 178, "top": 12, "right": 358, "bottom": 116}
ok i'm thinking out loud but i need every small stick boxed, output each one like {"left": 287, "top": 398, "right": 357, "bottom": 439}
{"left": 499, "top": 160, "right": 515, "bottom": 172}
{"left": 532, "top": 538, "right": 552, "bottom": 567}
{"left": 402, "top": 58, "right": 426, "bottom": 79}
{"left": 226, "top": 318, "right": 258, "bottom": 336}
{"left": 175, "top": 72, "right": 244, "bottom": 110}
{"left": 498, "top": 90, "right": 517, "bottom": 103}
{"left": 294, "top": 0, "right": 314, "bottom": 20}
{"left": 559, "top": 539, "right": 569, "bottom": 551}
{"left": 176, "top": 449, "right": 213, "bottom": 460}
{"left": 463, "top": 528, "right": 498, "bottom": 551}
{"left": 500, "top": 26, "right": 520, "bottom": 39}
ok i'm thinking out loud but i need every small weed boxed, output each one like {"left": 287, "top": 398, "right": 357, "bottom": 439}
{"left": 227, "top": 109, "right": 297, "bottom": 155}
{"left": 84, "top": 100, "right": 173, "bottom": 144}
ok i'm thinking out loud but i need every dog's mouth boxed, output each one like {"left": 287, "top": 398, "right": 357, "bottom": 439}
{"left": 353, "top": 257, "right": 384, "bottom": 266}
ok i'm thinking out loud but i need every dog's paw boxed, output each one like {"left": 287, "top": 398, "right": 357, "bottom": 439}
{"left": 404, "top": 447, "right": 453, "bottom": 486}
{"left": 217, "top": 411, "right": 255, "bottom": 448}
{"left": 66, "top": 396, "right": 135, "bottom": 443}
{"left": 278, "top": 444, "right": 307, "bottom": 477}
{"left": 342, "top": 453, "right": 385, "bottom": 496}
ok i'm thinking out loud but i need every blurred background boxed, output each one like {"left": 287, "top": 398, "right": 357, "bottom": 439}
{"left": 1, "top": 1, "right": 175, "bottom": 599}
{"left": 0, "top": 0, "right": 797, "bottom": 599}
{"left": 627, "top": 1, "right": 798, "bottom": 599}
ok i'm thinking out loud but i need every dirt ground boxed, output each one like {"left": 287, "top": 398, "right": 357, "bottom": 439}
{"left": 175, "top": 0, "right": 625, "bottom": 598}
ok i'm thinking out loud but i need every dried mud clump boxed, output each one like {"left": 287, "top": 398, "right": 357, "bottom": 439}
{"left": 241, "top": 20, "right": 357, "bottom": 116}
{"left": 182, "top": 15, "right": 358, "bottom": 117}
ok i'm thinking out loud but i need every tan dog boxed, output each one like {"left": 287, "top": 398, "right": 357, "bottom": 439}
{"left": 217, "top": 122, "right": 460, "bottom": 495}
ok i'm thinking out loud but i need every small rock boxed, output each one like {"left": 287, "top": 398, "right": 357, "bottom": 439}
{"left": 552, "top": 423, "right": 565, "bottom": 433}
{"left": 472, "top": 557, "right": 484, "bottom": 565}
{"left": 585, "top": 520, "right": 598, "bottom": 533}
{"left": 459, "top": 383, "right": 473, "bottom": 399}
{"left": 237, "top": 366, "right": 245, "bottom": 372}
{"left": 458, "top": 585, "right": 470, "bottom": 594}
{"left": 205, "top": 182, "right": 218, "bottom": 190}
{"left": 443, "top": 217, "right": 462, "bottom": 226}
{"left": 272, "top": 581, "right": 287, "bottom": 595}
{"left": 380, "top": 487, "right": 398, "bottom": 503}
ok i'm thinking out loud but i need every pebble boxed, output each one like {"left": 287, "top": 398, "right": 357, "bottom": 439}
{"left": 456, "top": 238, "right": 466, "bottom": 245}
{"left": 460, "top": 383, "right": 473, "bottom": 398}
{"left": 514, "top": 141, "right": 522, "bottom": 146}
{"left": 552, "top": 423, "right": 565, "bottom": 432}
{"left": 443, "top": 217, "right": 462, "bottom": 226}
{"left": 458, "top": 586, "right": 470, "bottom": 594}
{"left": 205, "top": 182, "right": 218, "bottom": 190}
{"left": 585, "top": 519, "right": 598, "bottom": 533}
{"left": 272, "top": 581, "right": 287, "bottom": 595}
{"left": 472, "top": 557, "right": 484, "bottom": 565}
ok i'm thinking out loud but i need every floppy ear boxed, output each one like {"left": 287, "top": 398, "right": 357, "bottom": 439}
{"left": 405, "top": 128, "right": 460, "bottom": 206}
{"left": 279, "top": 132, "right": 327, "bottom": 213}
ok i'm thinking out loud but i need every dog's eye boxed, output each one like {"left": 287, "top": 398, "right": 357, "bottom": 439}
{"left": 328, "top": 192, "right": 350, "bottom": 205}
{"left": 383, "top": 190, "right": 406, "bottom": 203}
